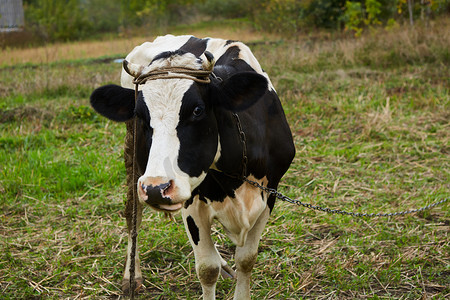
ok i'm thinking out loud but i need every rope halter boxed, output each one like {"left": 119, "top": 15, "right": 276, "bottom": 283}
{"left": 122, "top": 51, "right": 216, "bottom": 85}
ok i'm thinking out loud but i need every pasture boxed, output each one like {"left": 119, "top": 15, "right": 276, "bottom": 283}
{"left": 0, "top": 21, "right": 449, "bottom": 299}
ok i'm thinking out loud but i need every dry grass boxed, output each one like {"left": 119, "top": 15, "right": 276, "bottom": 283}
{"left": 1, "top": 37, "right": 146, "bottom": 66}
{"left": 257, "top": 204, "right": 449, "bottom": 299}
{"left": 253, "top": 17, "right": 450, "bottom": 77}
{"left": 0, "top": 23, "right": 275, "bottom": 67}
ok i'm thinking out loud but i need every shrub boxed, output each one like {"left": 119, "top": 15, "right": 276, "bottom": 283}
{"left": 197, "top": 0, "right": 249, "bottom": 19}
{"left": 24, "top": 0, "right": 91, "bottom": 42}
{"left": 303, "top": 0, "right": 347, "bottom": 29}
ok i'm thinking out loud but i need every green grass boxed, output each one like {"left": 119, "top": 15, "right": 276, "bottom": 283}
{"left": 0, "top": 22, "right": 449, "bottom": 299}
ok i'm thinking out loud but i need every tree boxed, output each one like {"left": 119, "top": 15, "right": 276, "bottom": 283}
{"left": 408, "top": 0, "right": 414, "bottom": 25}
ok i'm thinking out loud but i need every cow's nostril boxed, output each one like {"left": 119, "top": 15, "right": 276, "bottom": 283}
{"left": 160, "top": 181, "right": 171, "bottom": 192}
{"left": 141, "top": 183, "right": 148, "bottom": 195}
{"left": 161, "top": 180, "right": 174, "bottom": 197}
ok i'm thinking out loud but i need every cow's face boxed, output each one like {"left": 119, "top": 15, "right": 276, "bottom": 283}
{"left": 90, "top": 52, "right": 267, "bottom": 212}
{"left": 134, "top": 78, "right": 219, "bottom": 212}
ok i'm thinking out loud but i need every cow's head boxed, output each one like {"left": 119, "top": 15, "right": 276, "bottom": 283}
{"left": 90, "top": 50, "right": 267, "bottom": 212}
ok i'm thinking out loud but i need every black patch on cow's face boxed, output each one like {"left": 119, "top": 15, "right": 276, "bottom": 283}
{"left": 179, "top": 36, "right": 208, "bottom": 57}
{"left": 134, "top": 96, "right": 153, "bottom": 175}
{"left": 177, "top": 84, "right": 218, "bottom": 178}
{"left": 151, "top": 49, "right": 202, "bottom": 65}
{"left": 135, "top": 95, "right": 150, "bottom": 124}
{"left": 186, "top": 215, "right": 200, "bottom": 245}
{"left": 90, "top": 84, "right": 135, "bottom": 122}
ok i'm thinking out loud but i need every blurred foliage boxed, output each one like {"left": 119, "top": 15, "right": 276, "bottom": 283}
{"left": 121, "top": 0, "right": 198, "bottom": 27}
{"left": 84, "top": 0, "right": 122, "bottom": 33}
{"left": 197, "top": 0, "right": 249, "bottom": 19}
{"left": 250, "top": 0, "right": 450, "bottom": 35}
{"left": 342, "top": 1, "right": 364, "bottom": 36}
{"left": 24, "top": 0, "right": 91, "bottom": 41}
{"left": 247, "top": 0, "right": 366, "bottom": 33}
{"left": 21, "top": 0, "right": 450, "bottom": 42}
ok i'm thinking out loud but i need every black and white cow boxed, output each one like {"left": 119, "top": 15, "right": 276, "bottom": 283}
{"left": 90, "top": 35, "right": 295, "bottom": 299}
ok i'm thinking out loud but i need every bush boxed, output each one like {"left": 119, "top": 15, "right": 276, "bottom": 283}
{"left": 24, "top": 0, "right": 91, "bottom": 42}
{"left": 304, "top": 0, "right": 347, "bottom": 29}
{"left": 82, "top": 0, "right": 121, "bottom": 34}
{"left": 248, "top": 0, "right": 305, "bottom": 34}
{"left": 197, "top": 0, "right": 249, "bottom": 19}
{"left": 249, "top": 0, "right": 349, "bottom": 34}
{"left": 20, "top": 0, "right": 450, "bottom": 43}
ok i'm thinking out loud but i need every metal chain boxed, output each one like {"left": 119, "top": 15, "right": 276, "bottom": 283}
{"left": 244, "top": 177, "right": 448, "bottom": 218}
{"left": 232, "top": 113, "right": 248, "bottom": 178}
{"left": 232, "top": 110, "right": 449, "bottom": 218}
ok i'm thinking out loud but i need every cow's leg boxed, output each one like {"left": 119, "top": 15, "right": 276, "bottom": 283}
{"left": 233, "top": 206, "right": 270, "bottom": 300}
{"left": 182, "top": 199, "right": 223, "bottom": 300}
{"left": 122, "top": 200, "right": 144, "bottom": 295}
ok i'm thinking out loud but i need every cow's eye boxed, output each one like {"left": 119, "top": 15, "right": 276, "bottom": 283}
{"left": 193, "top": 106, "right": 204, "bottom": 117}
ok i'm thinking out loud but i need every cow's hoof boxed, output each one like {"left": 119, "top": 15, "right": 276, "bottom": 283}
{"left": 122, "top": 277, "right": 144, "bottom": 296}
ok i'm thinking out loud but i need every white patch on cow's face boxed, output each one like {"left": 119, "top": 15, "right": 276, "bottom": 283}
{"left": 138, "top": 77, "right": 207, "bottom": 203}
{"left": 121, "top": 35, "right": 194, "bottom": 89}
{"left": 149, "top": 52, "right": 201, "bottom": 71}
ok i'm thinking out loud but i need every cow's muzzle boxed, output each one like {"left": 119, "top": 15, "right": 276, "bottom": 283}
{"left": 138, "top": 177, "right": 183, "bottom": 212}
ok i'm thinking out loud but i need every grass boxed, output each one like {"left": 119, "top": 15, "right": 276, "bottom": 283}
{"left": 0, "top": 18, "right": 449, "bottom": 299}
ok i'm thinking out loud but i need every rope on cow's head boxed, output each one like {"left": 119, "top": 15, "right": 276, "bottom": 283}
{"left": 123, "top": 51, "right": 216, "bottom": 85}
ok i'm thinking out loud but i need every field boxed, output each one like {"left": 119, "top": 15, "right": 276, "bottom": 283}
{"left": 0, "top": 20, "right": 449, "bottom": 299}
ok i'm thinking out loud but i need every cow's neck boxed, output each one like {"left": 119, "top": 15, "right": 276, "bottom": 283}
{"left": 213, "top": 108, "right": 245, "bottom": 178}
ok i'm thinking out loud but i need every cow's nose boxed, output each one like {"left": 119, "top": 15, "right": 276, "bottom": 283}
{"left": 141, "top": 181, "right": 172, "bottom": 202}
{"left": 138, "top": 178, "right": 183, "bottom": 212}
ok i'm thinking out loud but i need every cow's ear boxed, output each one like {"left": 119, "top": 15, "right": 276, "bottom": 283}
{"left": 90, "top": 84, "right": 135, "bottom": 122}
{"left": 218, "top": 72, "right": 268, "bottom": 111}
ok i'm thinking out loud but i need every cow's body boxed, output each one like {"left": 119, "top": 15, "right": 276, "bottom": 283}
{"left": 90, "top": 35, "right": 295, "bottom": 299}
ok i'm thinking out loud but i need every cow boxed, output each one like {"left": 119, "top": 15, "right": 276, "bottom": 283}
{"left": 90, "top": 35, "right": 295, "bottom": 299}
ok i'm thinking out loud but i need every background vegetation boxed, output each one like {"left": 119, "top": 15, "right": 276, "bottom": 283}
{"left": 1, "top": 10, "right": 449, "bottom": 298}
{"left": 8, "top": 0, "right": 450, "bottom": 45}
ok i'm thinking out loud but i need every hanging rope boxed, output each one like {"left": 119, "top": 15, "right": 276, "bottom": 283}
{"left": 125, "top": 58, "right": 215, "bottom": 299}
{"left": 129, "top": 84, "right": 139, "bottom": 300}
